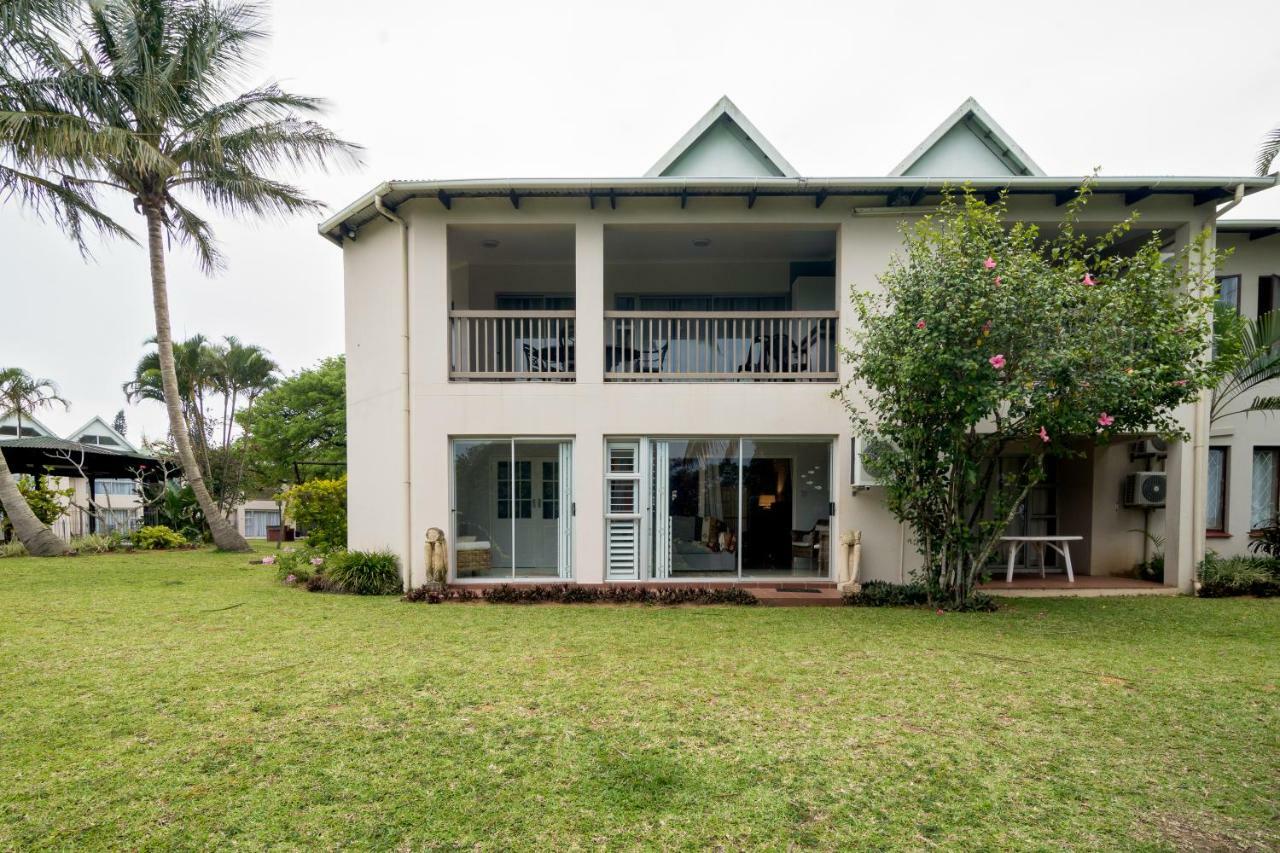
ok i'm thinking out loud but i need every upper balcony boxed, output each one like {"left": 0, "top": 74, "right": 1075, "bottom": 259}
{"left": 447, "top": 224, "right": 837, "bottom": 383}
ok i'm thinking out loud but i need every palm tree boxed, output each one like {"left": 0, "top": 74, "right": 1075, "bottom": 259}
{"left": 1257, "top": 123, "right": 1280, "bottom": 176}
{"left": 0, "top": 0, "right": 360, "bottom": 550}
{"left": 1212, "top": 310, "right": 1280, "bottom": 424}
{"left": 0, "top": 368, "right": 72, "bottom": 556}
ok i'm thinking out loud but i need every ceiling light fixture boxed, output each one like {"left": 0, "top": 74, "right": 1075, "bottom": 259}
{"left": 481, "top": 238, "right": 501, "bottom": 249}
{"left": 692, "top": 238, "right": 712, "bottom": 248}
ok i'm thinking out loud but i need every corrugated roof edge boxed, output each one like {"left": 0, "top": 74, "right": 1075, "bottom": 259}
{"left": 318, "top": 175, "right": 1279, "bottom": 246}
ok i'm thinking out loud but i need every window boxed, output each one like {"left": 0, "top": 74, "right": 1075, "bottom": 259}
{"left": 1216, "top": 275, "right": 1240, "bottom": 313}
{"left": 80, "top": 434, "right": 120, "bottom": 446}
{"left": 1252, "top": 448, "right": 1279, "bottom": 531}
{"left": 494, "top": 294, "right": 575, "bottom": 310}
{"left": 1207, "top": 447, "right": 1228, "bottom": 533}
{"left": 496, "top": 460, "right": 532, "bottom": 519}
{"left": 614, "top": 294, "right": 789, "bottom": 311}
{"left": 1259, "top": 275, "right": 1279, "bottom": 320}
{"left": 605, "top": 441, "right": 642, "bottom": 580}
{"left": 93, "top": 479, "right": 135, "bottom": 497}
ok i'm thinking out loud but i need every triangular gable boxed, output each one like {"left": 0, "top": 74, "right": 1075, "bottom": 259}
{"left": 68, "top": 415, "right": 137, "bottom": 453}
{"left": 0, "top": 409, "right": 56, "bottom": 439}
{"left": 645, "top": 96, "right": 798, "bottom": 178}
{"left": 890, "top": 97, "right": 1043, "bottom": 178}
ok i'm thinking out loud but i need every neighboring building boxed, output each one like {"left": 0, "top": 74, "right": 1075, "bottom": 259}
{"left": 322, "top": 95, "right": 1277, "bottom": 592}
{"left": 0, "top": 411, "right": 283, "bottom": 541}
{"left": 1206, "top": 222, "right": 1280, "bottom": 555}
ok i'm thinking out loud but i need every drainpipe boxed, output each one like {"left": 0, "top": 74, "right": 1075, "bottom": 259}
{"left": 1186, "top": 184, "right": 1244, "bottom": 586}
{"left": 374, "top": 190, "right": 413, "bottom": 590}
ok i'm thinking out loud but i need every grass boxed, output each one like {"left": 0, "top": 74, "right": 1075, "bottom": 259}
{"left": 1, "top": 546, "right": 1277, "bottom": 850}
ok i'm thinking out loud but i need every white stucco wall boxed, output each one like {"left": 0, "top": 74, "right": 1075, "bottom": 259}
{"left": 1209, "top": 233, "right": 1280, "bottom": 557}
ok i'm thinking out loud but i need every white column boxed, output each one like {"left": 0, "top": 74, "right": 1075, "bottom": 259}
{"left": 1163, "top": 213, "right": 1214, "bottom": 592}
{"left": 574, "top": 220, "right": 605, "bottom": 582}
{"left": 408, "top": 216, "right": 449, "bottom": 588}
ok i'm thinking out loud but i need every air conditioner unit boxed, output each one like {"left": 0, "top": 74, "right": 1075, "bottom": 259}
{"left": 853, "top": 435, "right": 894, "bottom": 488}
{"left": 1129, "top": 437, "right": 1169, "bottom": 459}
{"left": 1123, "top": 472, "right": 1167, "bottom": 508}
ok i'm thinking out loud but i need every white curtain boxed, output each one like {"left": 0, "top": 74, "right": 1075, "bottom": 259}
{"left": 557, "top": 442, "right": 573, "bottom": 579}
{"left": 1252, "top": 449, "right": 1277, "bottom": 530}
{"left": 653, "top": 440, "right": 671, "bottom": 579}
{"left": 1206, "top": 449, "right": 1226, "bottom": 531}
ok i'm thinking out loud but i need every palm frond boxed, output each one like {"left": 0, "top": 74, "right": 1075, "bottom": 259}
{"left": 0, "top": 162, "right": 133, "bottom": 251}
{"left": 164, "top": 192, "right": 222, "bottom": 273}
{"left": 1255, "top": 124, "right": 1280, "bottom": 177}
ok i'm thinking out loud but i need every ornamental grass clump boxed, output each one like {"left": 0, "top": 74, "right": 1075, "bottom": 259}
{"left": 842, "top": 182, "right": 1228, "bottom": 608}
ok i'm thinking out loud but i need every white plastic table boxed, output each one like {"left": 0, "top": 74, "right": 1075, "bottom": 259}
{"left": 1001, "top": 536, "right": 1082, "bottom": 583}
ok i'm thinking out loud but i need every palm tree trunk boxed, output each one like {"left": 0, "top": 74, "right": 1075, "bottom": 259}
{"left": 143, "top": 205, "right": 249, "bottom": 551}
{"left": 0, "top": 447, "right": 72, "bottom": 556}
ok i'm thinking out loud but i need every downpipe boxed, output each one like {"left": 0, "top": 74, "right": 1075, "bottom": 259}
{"left": 374, "top": 192, "right": 413, "bottom": 591}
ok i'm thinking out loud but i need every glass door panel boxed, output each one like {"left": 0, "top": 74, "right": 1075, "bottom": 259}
{"left": 453, "top": 439, "right": 514, "bottom": 578}
{"left": 655, "top": 439, "right": 740, "bottom": 578}
{"left": 513, "top": 441, "right": 565, "bottom": 578}
{"left": 740, "top": 439, "right": 831, "bottom": 577}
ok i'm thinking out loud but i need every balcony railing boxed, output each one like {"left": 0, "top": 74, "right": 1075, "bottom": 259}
{"left": 448, "top": 310, "right": 839, "bottom": 382}
{"left": 449, "top": 310, "right": 576, "bottom": 381}
{"left": 604, "top": 311, "right": 838, "bottom": 381}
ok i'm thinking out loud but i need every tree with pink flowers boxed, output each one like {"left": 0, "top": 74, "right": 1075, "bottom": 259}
{"left": 842, "top": 184, "right": 1226, "bottom": 607}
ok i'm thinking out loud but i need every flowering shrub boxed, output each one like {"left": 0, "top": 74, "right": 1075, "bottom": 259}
{"left": 842, "top": 184, "right": 1225, "bottom": 607}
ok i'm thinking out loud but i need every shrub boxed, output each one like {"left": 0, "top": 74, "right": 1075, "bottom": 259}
{"left": 324, "top": 549, "right": 401, "bottom": 595}
{"left": 271, "top": 546, "right": 329, "bottom": 583}
{"left": 421, "top": 584, "right": 760, "bottom": 606}
{"left": 1198, "top": 554, "right": 1280, "bottom": 598}
{"left": 1248, "top": 521, "right": 1280, "bottom": 560}
{"left": 403, "top": 585, "right": 479, "bottom": 604}
{"left": 280, "top": 476, "right": 346, "bottom": 551}
{"left": 0, "top": 540, "right": 29, "bottom": 558}
{"left": 132, "top": 525, "right": 188, "bottom": 550}
{"left": 72, "top": 531, "right": 125, "bottom": 554}
{"left": 843, "top": 580, "right": 998, "bottom": 612}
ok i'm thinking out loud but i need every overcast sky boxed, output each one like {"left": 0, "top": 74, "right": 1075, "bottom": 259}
{"left": 2, "top": 0, "right": 1278, "bottom": 441}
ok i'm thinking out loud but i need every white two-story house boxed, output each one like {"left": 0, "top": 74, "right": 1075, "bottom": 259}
{"left": 322, "top": 96, "right": 1276, "bottom": 593}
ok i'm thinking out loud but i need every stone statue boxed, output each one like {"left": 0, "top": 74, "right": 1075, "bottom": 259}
{"left": 838, "top": 530, "right": 862, "bottom": 593}
{"left": 425, "top": 527, "right": 449, "bottom": 586}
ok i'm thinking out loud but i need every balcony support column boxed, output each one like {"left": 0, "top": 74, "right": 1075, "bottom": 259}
{"left": 576, "top": 221, "right": 605, "bottom": 385}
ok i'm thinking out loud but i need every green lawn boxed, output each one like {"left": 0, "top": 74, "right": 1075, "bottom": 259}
{"left": 1, "top": 548, "right": 1277, "bottom": 850}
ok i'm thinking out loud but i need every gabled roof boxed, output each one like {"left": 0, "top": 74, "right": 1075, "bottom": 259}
{"left": 890, "top": 97, "right": 1044, "bottom": 178}
{"left": 644, "top": 96, "right": 798, "bottom": 179}
{"left": 67, "top": 415, "right": 137, "bottom": 453}
{"left": 0, "top": 409, "right": 56, "bottom": 438}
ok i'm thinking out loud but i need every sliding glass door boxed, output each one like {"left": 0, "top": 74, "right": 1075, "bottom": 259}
{"left": 452, "top": 438, "right": 573, "bottom": 580}
{"left": 610, "top": 437, "right": 832, "bottom": 580}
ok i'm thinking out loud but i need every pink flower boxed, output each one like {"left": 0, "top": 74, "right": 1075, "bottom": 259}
{"left": 916, "top": 320, "right": 926, "bottom": 329}
{"left": 1097, "top": 413, "right": 1114, "bottom": 427}
{"left": 1173, "top": 379, "right": 1188, "bottom": 387}
{"left": 310, "top": 557, "right": 324, "bottom": 566}
{"left": 1082, "top": 273, "right": 1097, "bottom": 287}
{"left": 989, "top": 354, "right": 1006, "bottom": 370}
{"left": 994, "top": 275, "right": 1002, "bottom": 286}
{"left": 262, "top": 556, "right": 275, "bottom": 565}
{"left": 1038, "top": 426, "right": 1050, "bottom": 443}
{"left": 936, "top": 608, "right": 945, "bottom": 615}
{"left": 285, "top": 573, "right": 297, "bottom": 584}
{"left": 983, "top": 257, "right": 997, "bottom": 270}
